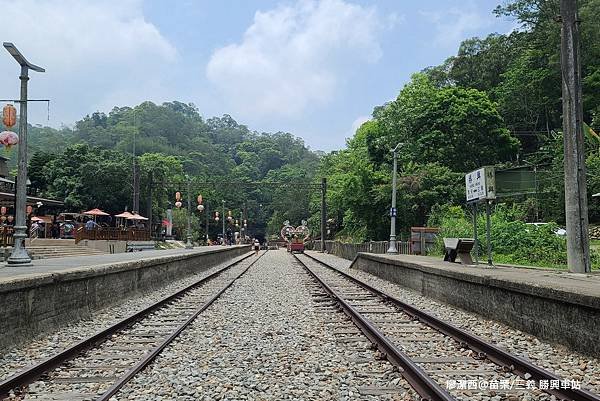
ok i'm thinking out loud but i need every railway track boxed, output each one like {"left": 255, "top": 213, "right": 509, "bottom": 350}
{"left": 295, "top": 252, "right": 600, "bottom": 401}
{"left": 0, "top": 251, "right": 266, "bottom": 401}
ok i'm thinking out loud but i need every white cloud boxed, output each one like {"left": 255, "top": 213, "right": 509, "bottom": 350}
{"left": 0, "top": 0, "right": 177, "bottom": 124}
{"left": 206, "top": 0, "right": 384, "bottom": 120}
{"left": 420, "top": 7, "right": 489, "bottom": 49}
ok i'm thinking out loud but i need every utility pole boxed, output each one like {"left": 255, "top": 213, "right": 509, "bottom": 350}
{"left": 222, "top": 200, "right": 226, "bottom": 245}
{"left": 185, "top": 176, "right": 193, "bottom": 249}
{"left": 205, "top": 202, "right": 209, "bottom": 244}
{"left": 132, "top": 112, "right": 139, "bottom": 213}
{"left": 146, "top": 171, "right": 153, "bottom": 236}
{"left": 320, "top": 177, "right": 327, "bottom": 252}
{"left": 3, "top": 43, "right": 44, "bottom": 266}
{"left": 560, "top": 0, "right": 591, "bottom": 273}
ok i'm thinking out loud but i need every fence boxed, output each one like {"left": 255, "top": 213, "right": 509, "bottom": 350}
{"left": 306, "top": 240, "right": 411, "bottom": 260}
{"left": 0, "top": 226, "right": 14, "bottom": 247}
{"left": 75, "top": 227, "right": 151, "bottom": 244}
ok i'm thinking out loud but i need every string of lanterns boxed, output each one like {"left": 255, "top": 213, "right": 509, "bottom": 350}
{"left": 175, "top": 191, "right": 204, "bottom": 211}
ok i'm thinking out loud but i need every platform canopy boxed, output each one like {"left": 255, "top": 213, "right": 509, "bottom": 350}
{"left": 83, "top": 208, "right": 109, "bottom": 216}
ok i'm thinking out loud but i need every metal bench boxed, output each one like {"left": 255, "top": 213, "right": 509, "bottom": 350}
{"left": 443, "top": 238, "right": 475, "bottom": 265}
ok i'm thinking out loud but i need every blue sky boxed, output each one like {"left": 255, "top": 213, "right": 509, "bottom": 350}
{"left": 0, "top": 0, "right": 516, "bottom": 151}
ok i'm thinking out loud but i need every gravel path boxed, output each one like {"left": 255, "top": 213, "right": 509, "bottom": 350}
{"left": 115, "top": 250, "right": 419, "bottom": 401}
{"left": 307, "top": 251, "right": 600, "bottom": 396}
{"left": 0, "top": 253, "right": 251, "bottom": 382}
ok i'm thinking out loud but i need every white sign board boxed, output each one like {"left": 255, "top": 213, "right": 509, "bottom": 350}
{"left": 466, "top": 167, "right": 496, "bottom": 202}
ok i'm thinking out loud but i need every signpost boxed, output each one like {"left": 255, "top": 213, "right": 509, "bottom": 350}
{"left": 465, "top": 166, "right": 496, "bottom": 266}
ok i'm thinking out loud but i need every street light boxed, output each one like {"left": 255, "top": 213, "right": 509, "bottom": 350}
{"left": 174, "top": 176, "right": 203, "bottom": 249}
{"left": 3, "top": 43, "right": 45, "bottom": 265}
{"left": 387, "top": 142, "right": 404, "bottom": 254}
{"left": 221, "top": 200, "right": 226, "bottom": 245}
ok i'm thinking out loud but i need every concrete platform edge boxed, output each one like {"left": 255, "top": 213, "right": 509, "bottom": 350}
{"left": 0, "top": 246, "right": 251, "bottom": 351}
{"left": 0, "top": 247, "right": 247, "bottom": 294}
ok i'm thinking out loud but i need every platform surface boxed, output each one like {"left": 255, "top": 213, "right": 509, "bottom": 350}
{"left": 353, "top": 253, "right": 600, "bottom": 305}
{"left": 0, "top": 246, "right": 236, "bottom": 284}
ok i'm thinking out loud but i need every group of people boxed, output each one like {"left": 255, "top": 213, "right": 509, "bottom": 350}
{"left": 30, "top": 220, "right": 66, "bottom": 239}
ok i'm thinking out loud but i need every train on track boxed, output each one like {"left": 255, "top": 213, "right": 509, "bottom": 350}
{"left": 280, "top": 220, "right": 310, "bottom": 253}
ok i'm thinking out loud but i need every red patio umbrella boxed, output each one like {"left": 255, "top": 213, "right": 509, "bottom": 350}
{"left": 115, "top": 211, "right": 134, "bottom": 219}
{"left": 128, "top": 213, "right": 148, "bottom": 221}
{"left": 83, "top": 208, "right": 110, "bottom": 216}
{"left": 83, "top": 208, "right": 110, "bottom": 222}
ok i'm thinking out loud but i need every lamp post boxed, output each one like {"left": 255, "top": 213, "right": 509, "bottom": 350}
{"left": 221, "top": 200, "right": 226, "bottom": 245}
{"left": 174, "top": 176, "right": 204, "bottom": 249}
{"left": 185, "top": 176, "right": 192, "bottom": 249}
{"left": 4, "top": 43, "right": 44, "bottom": 265}
{"left": 387, "top": 143, "right": 404, "bottom": 254}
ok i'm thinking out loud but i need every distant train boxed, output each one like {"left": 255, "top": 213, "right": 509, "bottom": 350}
{"left": 280, "top": 220, "right": 310, "bottom": 254}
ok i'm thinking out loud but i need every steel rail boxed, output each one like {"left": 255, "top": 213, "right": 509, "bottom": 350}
{"left": 303, "top": 252, "right": 600, "bottom": 401}
{"left": 294, "top": 254, "right": 456, "bottom": 401}
{"left": 96, "top": 250, "right": 267, "bottom": 400}
{"left": 0, "top": 251, "right": 256, "bottom": 399}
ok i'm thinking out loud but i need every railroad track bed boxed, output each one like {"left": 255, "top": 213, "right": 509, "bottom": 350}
{"left": 1, "top": 252, "right": 262, "bottom": 400}
{"left": 0, "top": 253, "right": 253, "bottom": 382}
{"left": 114, "top": 250, "right": 418, "bottom": 401}
{"left": 296, "top": 252, "right": 600, "bottom": 401}
{"left": 307, "top": 252, "right": 600, "bottom": 394}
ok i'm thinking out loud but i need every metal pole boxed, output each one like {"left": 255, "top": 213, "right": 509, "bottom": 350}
{"left": 473, "top": 202, "right": 479, "bottom": 265}
{"left": 387, "top": 145, "right": 401, "bottom": 254}
{"left": 320, "top": 177, "right": 326, "bottom": 252}
{"left": 560, "top": 0, "right": 590, "bottom": 273}
{"left": 132, "top": 112, "right": 139, "bottom": 213}
{"left": 185, "top": 176, "right": 192, "bottom": 249}
{"left": 146, "top": 171, "right": 152, "bottom": 236}
{"left": 205, "top": 202, "right": 209, "bottom": 244}
{"left": 222, "top": 200, "right": 225, "bottom": 245}
{"left": 7, "top": 66, "right": 31, "bottom": 265}
{"left": 486, "top": 201, "right": 492, "bottom": 266}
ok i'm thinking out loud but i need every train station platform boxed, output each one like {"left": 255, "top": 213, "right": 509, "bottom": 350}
{"left": 0, "top": 245, "right": 250, "bottom": 350}
{"left": 349, "top": 253, "right": 600, "bottom": 357}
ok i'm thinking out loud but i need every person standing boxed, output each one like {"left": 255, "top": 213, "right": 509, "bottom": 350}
{"left": 253, "top": 238, "right": 260, "bottom": 256}
{"left": 51, "top": 221, "right": 60, "bottom": 239}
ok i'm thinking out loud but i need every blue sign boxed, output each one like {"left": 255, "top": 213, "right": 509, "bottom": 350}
{"left": 390, "top": 207, "right": 397, "bottom": 217}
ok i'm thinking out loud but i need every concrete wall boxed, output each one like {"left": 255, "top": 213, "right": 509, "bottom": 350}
{"left": 351, "top": 253, "right": 600, "bottom": 357}
{"left": 0, "top": 246, "right": 250, "bottom": 350}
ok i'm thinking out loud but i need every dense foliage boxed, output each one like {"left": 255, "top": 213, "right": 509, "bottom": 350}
{"left": 20, "top": 102, "right": 319, "bottom": 241}
{"left": 319, "top": 0, "right": 600, "bottom": 251}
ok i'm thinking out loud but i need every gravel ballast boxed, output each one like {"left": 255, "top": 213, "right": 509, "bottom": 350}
{"left": 307, "top": 251, "right": 600, "bottom": 396}
{"left": 115, "top": 250, "right": 418, "bottom": 401}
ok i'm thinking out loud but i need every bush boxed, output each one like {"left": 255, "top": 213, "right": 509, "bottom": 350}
{"left": 428, "top": 203, "right": 579, "bottom": 268}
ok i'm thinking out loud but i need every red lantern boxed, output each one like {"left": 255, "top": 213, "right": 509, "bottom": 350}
{"left": 175, "top": 191, "right": 181, "bottom": 201}
{"left": 0, "top": 216, "right": 5, "bottom": 223}
{"left": 7, "top": 215, "right": 13, "bottom": 223}
{"left": 197, "top": 204, "right": 204, "bottom": 212}
{"left": 2, "top": 104, "right": 16, "bottom": 128}
{"left": 175, "top": 201, "right": 182, "bottom": 208}
{"left": 26, "top": 205, "right": 32, "bottom": 215}
{"left": 197, "top": 194, "right": 203, "bottom": 204}
{"left": 0, "top": 206, "right": 6, "bottom": 215}
{"left": 0, "top": 131, "right": 19, "bottom": 148}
